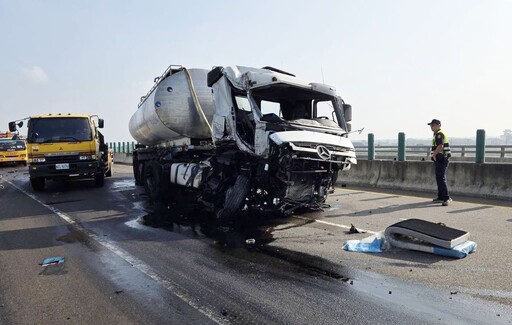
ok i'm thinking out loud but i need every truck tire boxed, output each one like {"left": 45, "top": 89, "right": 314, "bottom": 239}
{"left": 217, "top": 175, "right": 250, "bottom": 219}
{"left": 30, "top": 177, "right": 45, "bottom": 191}
{"left": 133, "top": 155, "right": 142, "bottom": 186}
{"left": 143, "top": 161, "right": 163, "bottom": 201}
{"left": 94, "top": 172, "right": 105, "bottom": 187}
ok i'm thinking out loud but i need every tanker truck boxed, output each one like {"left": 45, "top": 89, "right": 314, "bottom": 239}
{"left": 130, "top": 65, "right": 357, "bottom": 219}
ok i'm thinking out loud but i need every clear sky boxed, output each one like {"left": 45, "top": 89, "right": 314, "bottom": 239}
{"left": 1, "top": 0, "right": 511, "bottom": 142}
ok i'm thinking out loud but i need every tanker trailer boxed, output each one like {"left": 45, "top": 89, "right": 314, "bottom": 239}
{"left": 130, "top": 65, "right": 357, "bottom": 219}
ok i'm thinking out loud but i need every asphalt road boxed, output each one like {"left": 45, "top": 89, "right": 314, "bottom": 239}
{"left": 0, "top": 164, "right": 510, "bottom": 324}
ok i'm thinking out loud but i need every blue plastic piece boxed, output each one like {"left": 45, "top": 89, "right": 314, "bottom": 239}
{"left": 343, "top": 233, "right": 384, "bottom": 253}
{"left": 432, "top": 240, "right": 477, "bottom": 259}
{"left": 40, "top": 256, "right": 65, "bottom": 266}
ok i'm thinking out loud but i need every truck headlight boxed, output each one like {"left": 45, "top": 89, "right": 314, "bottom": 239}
{"left": 79, "top": 155, "right": 92, "bottom": 160}
{"left": 29, "top": 158, "right": 46, "bottom": 163}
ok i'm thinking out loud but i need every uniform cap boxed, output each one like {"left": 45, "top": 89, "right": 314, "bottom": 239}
{"left": 428, "top": 119, "right": 441, "bottom": 125}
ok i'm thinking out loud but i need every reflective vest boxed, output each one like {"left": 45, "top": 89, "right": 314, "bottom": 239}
{"left": 431, "top": 130, "right": 451, "bottom": 156}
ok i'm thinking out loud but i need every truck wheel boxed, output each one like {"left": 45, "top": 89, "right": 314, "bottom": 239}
{"left": 217, "top": 175, "right": 250, "bottom": 219}
{"left": 30, "top": 177, "right": 45, "bottom": 191}
{"left": 143, "top": 161, "right": 162, "bottom": 201}
{"left": 133, "top": 156, "right": 142, "bottom": 186}
{"left": 94, "top": 172, "right": 105, "bottom": 187}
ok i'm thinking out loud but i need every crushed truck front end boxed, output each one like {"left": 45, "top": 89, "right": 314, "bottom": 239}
{"left": 208, "top": 65, "right": 357, "bottom": 214}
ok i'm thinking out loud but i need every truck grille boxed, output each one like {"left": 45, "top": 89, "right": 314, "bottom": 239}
{"left": 45, "top": 155, "right": 80, "bottom": 163}
{"left": 292, "top": 142, "right": 347, "bottom": 152}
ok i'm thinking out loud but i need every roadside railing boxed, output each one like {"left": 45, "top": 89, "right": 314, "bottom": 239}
{"left": 108, "top": 130, "right": 512, "bottom": 164}
{"left": 359, "top": 130, "right": 512, "bottom": 163}
{"left": 355, "top": 145, "right": 512, "bottom": 162}
{"left": 107, "top": 142, "right": 137, "bottom": 154}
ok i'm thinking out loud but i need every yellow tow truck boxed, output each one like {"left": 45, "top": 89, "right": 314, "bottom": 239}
{"left": 9, "top": 113, "right": 112, "bottom": 191}
{"left": 0, "top": 138, "right": 27, "bottom": 166}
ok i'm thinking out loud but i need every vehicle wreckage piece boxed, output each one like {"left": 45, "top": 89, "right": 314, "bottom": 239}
{"left": 384, "top": 219, "right": 477, "bottom": 259}
{"left": 343, "top": 219, "right": 477, "bottom": 259}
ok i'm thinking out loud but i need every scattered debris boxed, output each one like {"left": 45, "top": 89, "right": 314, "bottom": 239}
{"left": 343, "top": 232, "right": 384, "bottom": 253}
{"left": 348, "top": 224, "right": 360, "bottom": 234}
{"left": 39, "top": 256, "right": 65, "bottom": 267}
{"left": 348, "top": 224, "right": 367, "bottom": 234}
{"left": 343, "top": 219, "right": 477, "bottom": 259}
{"left": 115, "top": 290, "right": 124, "bottom": 294}
{"left": 39, "top": 256, "right": 66, "bottom": 275}
{"left": 245, "top": 239, "right": 256, "bottom": 245}
{"left": 450, "top": 291, "right": 459, "bottom": 295}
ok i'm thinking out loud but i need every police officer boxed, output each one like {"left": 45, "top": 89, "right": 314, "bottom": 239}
{"left": 428, "top": 119, "right": 452, "bottom": 206}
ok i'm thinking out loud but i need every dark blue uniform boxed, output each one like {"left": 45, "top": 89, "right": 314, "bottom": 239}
{"left": 432, "top": 130, "right": 451, "bottom": 201}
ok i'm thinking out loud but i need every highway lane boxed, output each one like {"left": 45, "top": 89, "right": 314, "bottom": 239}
{"left": 0, "top": 164, "right": 511, "bottom": 324}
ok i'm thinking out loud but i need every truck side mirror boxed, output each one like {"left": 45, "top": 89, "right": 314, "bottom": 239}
{"left": 8, "top": 121, "right": 22, "bottom": 132}
{"left": 98, "top": 119, "right": 104, "bottom": 128}
{"left": 343, "top": 104, "right": 352, "bottom": 122}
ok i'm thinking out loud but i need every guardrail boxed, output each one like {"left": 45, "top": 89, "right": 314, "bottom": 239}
{"left": 107, "top": 142, "right": 137, "bottom": 154}
{"left": 108, "top": 129, "right": 512, "bottom": 164}
{"left": 355, "top": 144, "right": 512, "bottom": 162}
{"left": 360, "top": 130, "right": 512, "bottom": 163}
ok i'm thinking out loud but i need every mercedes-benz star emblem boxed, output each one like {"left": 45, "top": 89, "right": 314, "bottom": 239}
{"left": 316, "top": 145, "right": 331, "bottom": 160}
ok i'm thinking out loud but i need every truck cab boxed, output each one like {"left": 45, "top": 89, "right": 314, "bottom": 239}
{"left": 9, "top": 113, "right": 112, "bottom": 191}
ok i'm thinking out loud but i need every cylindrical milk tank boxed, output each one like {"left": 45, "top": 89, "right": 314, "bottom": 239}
{"left": 129, "top": 68, "right": 215, "bottom": 146}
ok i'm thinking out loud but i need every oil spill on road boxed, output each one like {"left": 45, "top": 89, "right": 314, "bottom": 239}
{"left": 56, "top": 227, "right": 99, "bottom": 252}
{"left": 111, "top": 179, "right": 135, "bottom": 192}
{"left": 44, "top": 199, "right": 84, "bottom": 205}
{"left": 139, "top": 202, "right": 280, "bottom": 249}
{"left": 57, "top": 230, "right": 89, "bottom": 244}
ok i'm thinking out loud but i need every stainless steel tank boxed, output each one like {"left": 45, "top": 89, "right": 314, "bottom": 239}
{"left": 129, "top": 68, "right": 215, "bottom": 145}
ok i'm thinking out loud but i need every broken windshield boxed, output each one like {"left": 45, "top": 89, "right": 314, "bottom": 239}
{"left": 27, "top": 117, "right": 93, "bottom": 143}
{"left": 250, "top": 85, "right": 347, "bottom": 131}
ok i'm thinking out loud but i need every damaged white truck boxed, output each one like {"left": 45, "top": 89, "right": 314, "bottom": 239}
{"left": 129, "top": 65, "right": 357, "bottom": 219}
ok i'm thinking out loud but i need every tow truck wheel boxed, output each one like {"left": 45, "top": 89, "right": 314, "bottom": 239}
{"left": 30, "top": 177, "right": 45, "bottom": 191}
{"left": 94, "top": 172, "right": 105, "bottom": 187}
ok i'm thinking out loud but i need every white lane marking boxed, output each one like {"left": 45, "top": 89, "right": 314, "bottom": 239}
{"left": 5, "top": 179, "right": 226, "bottom": 325}
{"left": 293, "top": 216, "right": 377, "bottom": 234}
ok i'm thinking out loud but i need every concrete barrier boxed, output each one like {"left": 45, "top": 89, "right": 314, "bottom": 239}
{"left": 339, "top": 160, "right": 512, "bottom": 200}
{"left": 114, "top": 152, "right": 511, "bottom": 200}
{"left": 113, "top": 152, "right": 133, "bottom": 165}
